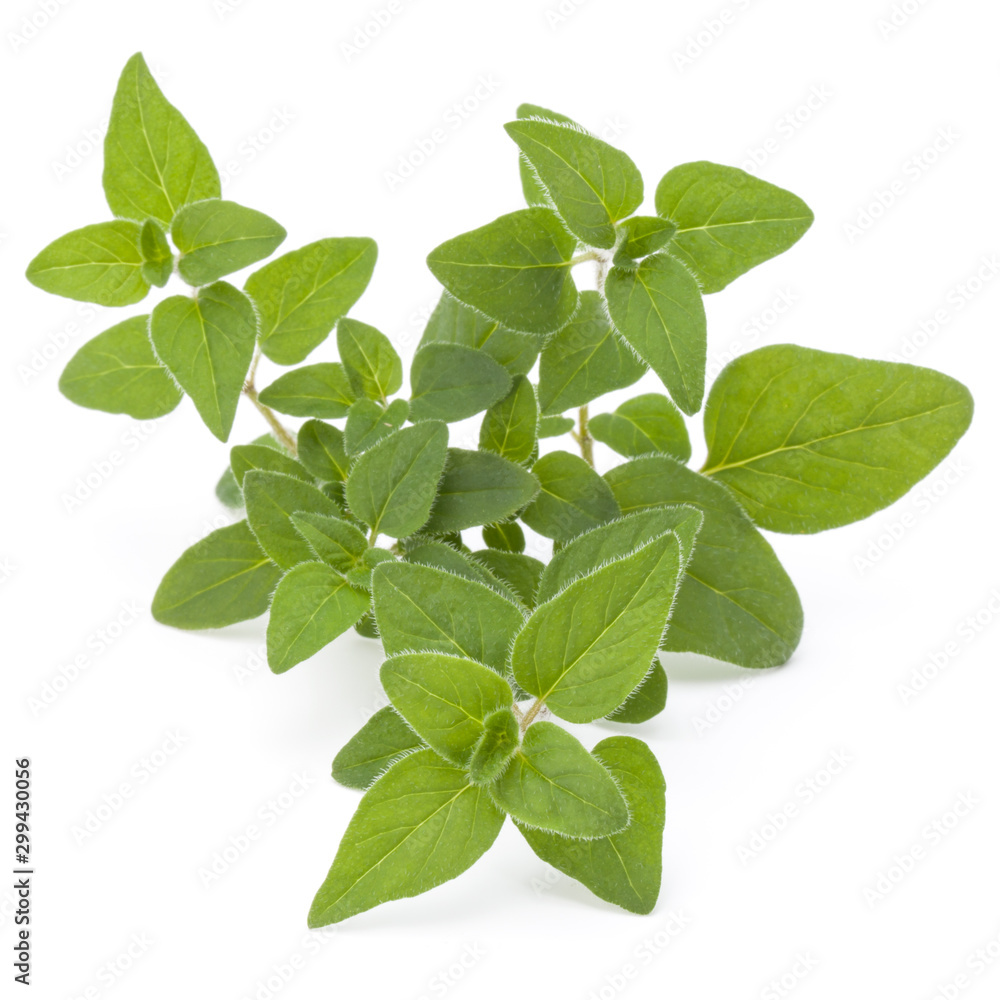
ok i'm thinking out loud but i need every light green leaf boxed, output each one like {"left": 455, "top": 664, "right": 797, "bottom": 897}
{"left": 468, "top": 708, "right": 520, "bottom": 784}
{"left": 701, "top": 345, "right": 975, "bottom": 533}
{"left": 140, "top": 219, "right": 173, "bottom": 287}
{"left": 103, "top": 53, "right": 220, "bottom": 226}
{"left": 589, "top": 393, "right": 691, "bottom": 461}
{"left": 244, "top": 471, "right": 347, "bottom": 569}
{"left": 419, "top": 292, "right": 540, "bottom": 375}
{"left": 537, "top": 290, "right": 645, "bottom": 415}
{"left": 230, "top": 444, "right": 311, "bottom": 487}
{"left": 426, "top": 208, "right": 579, "bottom": 335}
{"left": 247, "top": 237, "right": 378, "bottom": 365}
{"left": 337, "top": 318, "right": 403, "bottom": 401}
{"left": 606, "top": 456, "right": 803, "bottom": 668}
{"left": 538, "top": 415, "right": 575, "bottom": 438}
{"left": 149, "top": 281, "right": 256, "bottom": 441}
{"left": 373, "top": 561, "right": 525, "bottom": 671}
{"left": 606, "top": 662, "right": 668, "bottom": 724}
{"left": 409, "top": 343, "right": 512, "bottom": 423}
{"left": 490, "top": 723, "right": 628, "bottom": 837}
{"left": 654, "top": 161, "right": 813, "bottom": 293}
{"left": 58, "top": 315, "right": 181, "bottom": 418}
{"left": 381, "top": 652, "right": 514, "bottom": 766}
{"left": 479, "top": 375, "right": 538, "bottom": 464}
{"left": 344, "top": 398, "right": 409, "bottom": 455}
{"left": 257, "top": 363, "right": 356, "bottom": 419}
{"left": 345, "top": 422, "right": 448, "bottom": 538}
{"left": 267, "top": 562, "right": 369, "bottom": 672}
{"left": 332, "top": 707, "right": 425, "bottom": 791}
{"left": 423, "top": 449, "right": 539, "bottom": 533}
{"left": 27, "top": 220, "right": 149, "bottom": 306}
{"left": 511, "top": 530, "right": 682, "bottom": 722}
{"left": 518, "top": 736, "right": 664, "bottom": 913}
{"left": 614, "top": 215, "right": 678, "bottom": 263}
{"left": 215, "top": 432, "right": 285, "bottom": 508}
{"left": 471, "top": 550, "right": 544, "bottom": 610}
{"left": 520, "top": 451, "right": 620, "bottom": 542}
{"left": 297, "top": 420, "right": 350, "bottom": 482}
{"left": 504, "top": 119, "right": 642, "bottom": 248}
{"left": 172, "top": 199, "right": 286, "bottom": 286}
{"left": 482, "top": 521, "right": 525, "bottom": 553}
{"left": 515, "top": 104, "right": 580, "bottom": 206}
{"left": 152, "top": 520, "right": 280, "bottom": 629}
{"left": 605, "top": 252, "right": 706, "bottom": 416}
{"left": 308, "top": 749, "right": 505, "bottom": 926}
{"left": 291, "top": 512, "right": 368, "bottom": 572}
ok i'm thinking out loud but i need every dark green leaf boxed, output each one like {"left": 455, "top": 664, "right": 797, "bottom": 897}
{"left": 520, "top": 450, "right": 620, "bottom": 542}
{"left": 332, "top": 707, "right": 425, "bottom": 790}
{"left": 404, "top": 542, "right": 519, "bottom": 604}
{"left": 482, "top": 521, "right": 525, "bottom": 553}
{"left": 215, "top": 433, "right": 285, "bottom": 508}
{"left": 614, "top": 215, "right": 678, "bottom": 262}
{"left": 297, "top": 420, "right": 350, "bottom": 482}
{"left": 468, "top": 708, "right": 520, "bottom": 784}
{"left": 291, "top": 512, "right": 368, "bottom": 572}
{"left": 337, "top": 318, "right": 403, "bottom": 401}
{"left": 515, "top": 103, "right": 579, "bottom": 207}
{"left": 257, "top": 363, "right": 356, "bottom": 419}
{"left": 605, "top": 662, "right": 668, "bottom": 723}
{"left": 344, "top": 398, "right": 409, "bottom": 455}
{"left": 538, "top": 415, "right": 575, "bottom": 438}
{"left": 589, "top": 393, "right": 691, "bottom": 461}
{"left": 479, "top": 375, "right": 538, "bottom": 464}
{"left": 230, "top": 444, "right": 312, "bottom": 487}
{"left": 471, "top": 550, "right": 544, "bottom": 610}
{"left": 409, "top": 343, "right": 511, "bottom": 423}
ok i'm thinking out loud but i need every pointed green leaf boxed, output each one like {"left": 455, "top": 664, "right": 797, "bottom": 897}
{"left": 152, "top": 520, "right": 280, "bottom": 629}
{"left": 332, "top": 707, "right": 426, "bottom": 791}
{"left": 538, "top": 415, "right": 575, "bottom": 438}
{"left": 468, "top": 708, "right": 520, "bottom": 784}
{"left": 615, "top": 215, "right": 678, "bottom": 262}
{"left": 479, "top": 375, "right": 538, "bottom": 464}
{"left": 58, "top": 315, "right": 181, "bottom": 418}
{"left": 344, "top": 398, "right": 409, "bottom": 455}
{"left": 247, "top": 237, "right": 378, "bottom": 365}
{"left": 511, "top": 530, "right": 682, "bottom": 722}
{"left": 344, "top": 422, "right": 448, "bottom": 538}
{"left": 423, "top": 448, "right": 539, "bottom": 533}
{"left": 244, "top": 471, "right": 347, "bottom": 569}
{"left": 172, "top": 199, "right": 286, "bottom": 286}
{"left": 701, "top": 345, "right": 974, "bottom": 533}
{"left": 404, "top": 542, "right": 519, "bottom": 604}
{"left": 291, "top": 512, "right": 367, "bottom": 572}
{"left": 150, "top": 281, "right": 256, "bottom": 441}
{"left": 308, "top": 749, "right": 504, "bottom": 926}
{"left": 409, "top": 343, "right": 512, "bottom": 423}
{"left": 215, "top": 433, "right": 285, "bottom": 508}
{"left": 520, "top": 451, "right": 620, "bottom": 542}
{"left": 267, "top": 562, "right": 369, "bottom": 672}
{"left": 537, "top": 290, "right": 645, "bottom": 415}
{"left": 589, "top": 393, "right": 691, "bottom": 461}
{"left": 230, "top": 444, "right": 311, "bottom": 488}
{"left": 504, "top": 119, "right": 642, "bottom": 249}
{"left": 482, "top": 521, "right": 525, "bottom": 553}
{"left": 373, "top": 561, "right": 525, "bottom": 671}
{"left": 515, "top": 103, "right": 580, "bottom": 207}
{"left": 518, "top": 736, "right": 664, "bottom": 913}
{"left": 605, "top": 252, "right": 706, "bottom": 416}
{"left": 140, "top": 219, "right": 173, "bottom": 287}
{"left": 27, "top": 220, "right": 149, "bottom": 306}
{"left": 491, "top": 723, "right": 628, "bottom": 837}
{"left": 606, "top": 456, "right": 803, "bottom": 668}
{"left": 337, "top": 318, "right": 403, "bottom": 401}
{"left": 606, "top": 662, "right": 668, "bottom": 723}
{"left": 471, "top": 550, "right": 544, "bottom": 610}
{"left": 257, "top": 363, "right": 356, "bottom": 418}
{"left": 427, "top": 208, "right": 579, "bottom": 335}
{"left": 297, "top": 420, "right": 350, "bottom": 482}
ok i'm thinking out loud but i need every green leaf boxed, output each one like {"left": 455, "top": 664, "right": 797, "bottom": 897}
{"left": 337, "top": 318, "right": 403, "bottom": 401}
{"left": 701, "top": 345, "right": 975, "bottom": 533}
{"left": 244, "top": 471, "right": 347, "bottom": 569}
{"left": 606, "top": 662, "right": 668, "bottom": 723}
{"left": 520, "top": 451, "right": 620, "bottom": 542}
{"left": 468, "top": 708, "right": 520, "bottom": 784}
{"left": 409, "top": 343, "right": 511, "bottom": 423}
{"left": 423, "top": 449, "right": 539, "bottom": 534}
{"left": 27, "top": 220, "right": 149, "bottom": 306}
{"left": 517, "top": 736, "right": 664, "bottom": 913}
{"left": 215, "top": 432, "right": 285, "bottom": 508}
{"left": 345, "top": 547, "right": 397, "bottom": 589}
{"left": 511, "top": 530, "right": 682, "bottom": 723}
{"left": 267, "top": 562, "right": 369, "bottom": 673}
{"left": 103, "top": 53, "right": 220, "bottom": 226}
{"left": 257, "top": 363, "right": 356, "bottom": 418}
{"left": 482, "top": 521, "right": 525, "bottom": 553}
{"left": 172, "top": 199, "right": 286, "bottom": 286}
{"left": 504, "top": 119, "right": 642, "bottom": 249}
{"left": 344, "top": 422, "right": 448, "bottom": 539}
{"left": 344, "top": 398, "right": 409, "bottom": 455}
{"left": 615, "top": 215, "right": 678, "bottom": 262}
{"left": 471, "top": 550, "right": 544, "bottom": 610}
{"left": 604, "top": 252, "right": 706, "bottom": 416}
{"left": 247, "top": 237, "right": 378, "bottom": 365}
{"left": 606, "top": 456, "right": 803, "bottom": 668}
{"left": 589, "top": 393, "right": 691, "bottom": 461}
{"left": 291, "top": 512, "right": 368, "bottom": 572}
{"left": 332, "top": 707, "right": 425, "bottom": 790}
{"left": 149, "top": 281, "right": 256, "bottom": 441}
{"left": 381, "top": 652, "right": 514, "bottom": 765}
{"left": 297, "top": 420, "right": 350, "bottom": 482}
{"left": 140, "top": 219, "right": 173, "bottom": 287}
{"left": 419, "top": 293, "right": 540, "bottom": 376}
{"left": 537, "top": 290, "right": 645, "bottom": 415}
{"left": 308, "top": 749, "right": 505, "bottom": 927}
{"left": 426, "top": 208, "right": 579, "bottom": 335}
{"left": 538, "top": 415, "right": 575, "bottom": 438}
{"left": 479, "top": 375, "right": 538, "bottom": 464}
{"left": 490, "top": 723, "right": 628, "bottom": 837}
{"left": 58, "top": 315, "right": 181, "bottom": 419}
{"left": 404, "top": 542, "right": 519, "bottom": 604}
{"left": 373, "top": 561, "right": 525, "bottom": 671}
{"left": 230, "top": 444, "right": 311, "bottom": 488}
{"left": 152, "top": 520, "right": 280, "bottom": 629}
{"left": 514, "top": 103, "right": 579, "bottom": 207}
{"left": 655, "top": 162, "right": 813, "bottom": 292}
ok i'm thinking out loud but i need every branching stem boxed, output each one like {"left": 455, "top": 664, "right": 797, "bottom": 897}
{"left": 242, "top": 346, "right": 298, "bottom": 456}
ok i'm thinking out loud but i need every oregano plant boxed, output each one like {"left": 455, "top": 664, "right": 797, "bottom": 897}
{"left": 29, "top": 54, "right": 974, "bottom": 925}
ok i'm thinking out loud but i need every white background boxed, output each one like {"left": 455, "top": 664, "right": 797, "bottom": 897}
{"left": 3, "top": 0, "right": 999, "bottom": 997}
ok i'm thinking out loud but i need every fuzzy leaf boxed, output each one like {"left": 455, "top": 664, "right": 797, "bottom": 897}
{"left": 297, "top": 420, "right": 350, "bottom": 482}
{"left": 291, "top": 512, "right": 368, "bottom": 572}
{"left": 257, "top": 363, "right": 356, "bottom": 419}
{"left": 140, "top": 219, "right": 173, "bottom": 286}
{"left": 332, "top": 707, "right": 426, "bottom": 791}
{"left": 605, "top": 663, "right": 668, "bottom": 723}
{"left": 538, "top": 415, "right": 575, "bottom": 438}
{"left": 409, "top": 343, "right": 512, "bottom": 423}
{"left": 615, "top": 215, "right": 678, "bottom": 262}
{"left": 482, "top": 521, "right": 525, "bottom": 553}
{"left": 404, "top": 542, "right": 519, "bottom": 605}
{"left": 230, "top": 444, "right": 311, "bottom": 489}
{"left": 479, "top": 375, "right": 538, "bottom": 465}
{"left": 520, "top": 451, "right": 620, "bottom": 542}
{"left": 472, "top": 550, "right": 544, "bottom": 610}
{"left": 344, "top": 398, "right": 409, "bottom": 455}
{"left": 515, "top": 103, "right": 579, "bottom": 207}
{"left": 337, "top": 318, "right": 403, "bottom": 401}
{"left": 468, "top": 708, "right": 520, "bottom": 784}
{"left": 589, "top": 393, "right": 691, "bottom": 461}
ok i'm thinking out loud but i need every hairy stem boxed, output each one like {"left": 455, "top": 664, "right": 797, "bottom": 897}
{"left": 520, "top": 698, "right": 546, "bottom": 731}
{"left": 576, "top": 404, "right": 595, "bottom": 467}
{"left": 243, "top": 346, "right": 298, "bottom": 456}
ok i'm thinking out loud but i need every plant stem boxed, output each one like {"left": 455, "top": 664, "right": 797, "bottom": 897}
{"left": 520, "top": 698, "right": 546, "bottom": 731}
{"left": 242, "top": 346, "right": 298, "bottom": 456}
{"left": 576, "top": 404, "right": 594, "bottom": 467}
